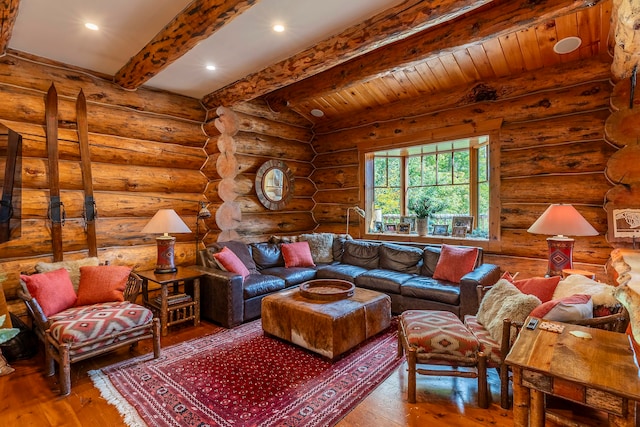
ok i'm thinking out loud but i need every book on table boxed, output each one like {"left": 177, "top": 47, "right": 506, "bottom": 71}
{"left": 153, "top": 293, "right": 192, "bottom": 306}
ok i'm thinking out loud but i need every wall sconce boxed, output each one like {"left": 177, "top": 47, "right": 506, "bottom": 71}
{"left": 196, "top": 201, "right": 211, "bottom": 252}
{"left": 346, "top": 206, "right": 366, "bottom": 236}
{"left": 527, "top": 204, "right": 598, "bottom": 276}
{"left": 142, "top": 209, "right": 191, "bottom": 274}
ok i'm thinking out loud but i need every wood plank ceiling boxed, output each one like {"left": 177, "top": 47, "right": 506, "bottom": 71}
{"left": 0, "top": 0, "right": 636, "bottom": 128}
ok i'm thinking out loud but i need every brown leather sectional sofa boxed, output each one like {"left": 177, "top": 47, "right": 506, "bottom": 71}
{"left": 194, "top": 237, "right": 500, "bottom": 328}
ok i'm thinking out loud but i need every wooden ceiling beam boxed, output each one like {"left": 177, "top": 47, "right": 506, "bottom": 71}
{"left": 114, "top": 0, "right": 257, "bottom": 90}
{"left": 0, "top": 0, "right": 20, "bottom": 55}
{"left": 201, "top": 0, "right": 493, "bottom": 109}
{"left": 265, "top": 0, "right": 603, "bottom": 112}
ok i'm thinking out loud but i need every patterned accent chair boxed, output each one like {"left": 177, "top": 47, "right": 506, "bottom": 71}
{"left": 18, "top": 271, "right": 161, "bottom": 395}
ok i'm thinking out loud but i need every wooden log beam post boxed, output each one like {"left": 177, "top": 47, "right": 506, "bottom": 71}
{"left": 114, "top": 0, "right": 258, "bottom": 90}
{"left": 0, "top": 0, "right": 20, "bottom": 55}
{"left": 201, "top": 0, "right": 492, "bottom": 108}
{"left": 611, "top": 0, "right": 640, "bottom": 81}
{"left": 263, "top": 0, "right": 603, "bottom": 112}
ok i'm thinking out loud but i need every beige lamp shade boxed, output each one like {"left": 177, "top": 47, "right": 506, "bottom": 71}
{"left": 142, "top": 209, "right": 191, "bottom": 235}
{"left": 142, "top": 209, "right": 191, "bottom": 274}
{"left": 527, "top": 204, "right": 597, "bottom": 237}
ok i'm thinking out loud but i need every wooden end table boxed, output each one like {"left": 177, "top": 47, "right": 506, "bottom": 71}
{"left": 506, "top": 317, "right": 640, "bottom": 427}
{"left": 137, "top": 266, "right": 203, "bottom": 336}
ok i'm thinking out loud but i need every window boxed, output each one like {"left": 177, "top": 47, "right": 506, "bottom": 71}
{"left": 368, "top": 136, "right": 490, "bottom": 238}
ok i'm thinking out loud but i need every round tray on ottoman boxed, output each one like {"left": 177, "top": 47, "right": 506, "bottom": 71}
{"left": 299, "top": 279, "right": 355, "bottom": 301}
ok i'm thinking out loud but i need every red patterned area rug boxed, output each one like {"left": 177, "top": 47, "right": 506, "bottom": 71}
{"left": 89, "top": 319, "right": 402, "bottom": 427}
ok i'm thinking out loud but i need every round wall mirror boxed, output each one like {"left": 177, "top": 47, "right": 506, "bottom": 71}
{"left": 255, "top": 160, "right": 294, "bottom": 210}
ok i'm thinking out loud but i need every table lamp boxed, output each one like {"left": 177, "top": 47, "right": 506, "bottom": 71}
{"left": 142, "top": 209, "right": 191, "bottom": 274}
{"left": 527, "top": 204, "right": 598, "bottom": 277}
{"left": 346, "top": 206, "right": 366, "bottom": 235}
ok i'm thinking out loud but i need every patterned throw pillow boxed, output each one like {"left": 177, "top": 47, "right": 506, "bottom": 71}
{"left": 530, "top": 294, "right": 593, "bottom": 322}
{"left": 21, "top": 268, "right": 77, "bottom": 317}
{"left": 75, "top": 265, "right": 131, "bottom": 306}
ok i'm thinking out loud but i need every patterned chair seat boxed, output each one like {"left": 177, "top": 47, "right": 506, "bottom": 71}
{"left": 398, "top": 310, "right": 488, "bottom": 408}
{"left": 463, "top": 314, "right": 502, "bottom": 366}
{"left": 48, "top": 301, "right": 154, "bottom": 356}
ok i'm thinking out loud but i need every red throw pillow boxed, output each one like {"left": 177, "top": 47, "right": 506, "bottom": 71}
{"left": 75, "top": 265, "right": 131, "bottom": 306}
{"left": 530, "top": 294, "right": 593, "bottom": 321}
{"left": 281, "top": 242, "right": 316, "bottom": 268}
{"left": 21, "top": 268, "right": 77, "bottom": 317}
{"left": 432, "top": 244, "right": 479, "bottom": 283}
{"left": 513, "top": 276, "right": 561, "bottom": 303}
{"left": 213, "top": 247, "right": 250, "bottom": 279}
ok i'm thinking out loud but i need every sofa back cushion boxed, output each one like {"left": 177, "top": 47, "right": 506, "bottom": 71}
{"left": 210, "top": 241, "right": 258, "bottom": 274}
{"left": 379, "top": 243, "right": 423, "bottom": 274}
{"left": 342, "top": 240, "right": 380, "bottom": 269}
{"left": 251, "top": 242, "right": 284, "bottom": 270}
{"left": 332, "top": 234, "right": 353, "bottom": 263}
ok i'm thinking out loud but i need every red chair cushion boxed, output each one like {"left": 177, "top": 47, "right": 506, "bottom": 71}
{"left": 21, "top": 268, "right": 77, "bottom": 317}
{"left": 464, "top": 314, "right": 502, "bottom": 366}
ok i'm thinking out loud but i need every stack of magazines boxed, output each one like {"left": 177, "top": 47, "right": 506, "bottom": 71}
{"left": 153, "top": 293, "right": 192, "bottom": 306}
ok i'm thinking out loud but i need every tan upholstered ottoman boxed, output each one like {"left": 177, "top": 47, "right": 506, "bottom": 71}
{"left": 261, "top": 286, "right": 391, "bottom": 359}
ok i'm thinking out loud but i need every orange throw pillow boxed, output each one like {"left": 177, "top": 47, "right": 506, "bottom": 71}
{"left": 213, "top": 247, "right": 250, "bottom": 279}
{"left": 513, "top": 276, "right": 561, "bottom": 303}
{"left": 75, "top": 265, "right": 131, "bottom": 306}
{"left": 281, "top": 242, "right": 316, "bottom": 268}
{"left": 432, "top": 244, "right": 479, "bottom": 283}
{"left": 21, "top": 268, "right": 77, "bottom": 317}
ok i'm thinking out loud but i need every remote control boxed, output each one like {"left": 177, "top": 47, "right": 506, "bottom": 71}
{"left": 526, "top": 318, "right": 538, "bottom": 330}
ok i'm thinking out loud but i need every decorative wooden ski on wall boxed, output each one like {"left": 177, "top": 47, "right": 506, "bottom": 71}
{"left": 0, "top": 129, "right": 21, "bottom": 243}
{"left": 76, "top": 89, "right": 98, "bottom": 257}
{"left": 45, "top": 83, "right": 64, "bottom": 261}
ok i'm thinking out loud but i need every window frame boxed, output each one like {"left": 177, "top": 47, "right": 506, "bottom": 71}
{"left": 358, "top": 122, "right": 501, "bottom": 247}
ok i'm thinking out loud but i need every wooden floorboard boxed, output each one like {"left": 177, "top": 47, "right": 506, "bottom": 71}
{"left": 0, "top": 320, "right": 623, "bottom": 426}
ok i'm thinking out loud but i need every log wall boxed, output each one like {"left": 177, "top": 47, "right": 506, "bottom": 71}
{"left": 201, "top": 100, "right": 316, "bottom": 244}
{"left": 0, "top": 52, "right": 207, "bottom": 317}
{"left": 313, "top": 55, "right": 616, "bottom": 279}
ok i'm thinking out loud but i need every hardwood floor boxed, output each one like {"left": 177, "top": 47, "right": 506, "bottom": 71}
{"left": 0, "top": 320, "right": 618, "bottom": 426}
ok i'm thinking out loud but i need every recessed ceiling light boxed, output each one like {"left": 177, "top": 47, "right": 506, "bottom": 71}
{"left": 273, "top": 24, "right": 285, "bottom": 33}
{"left": 85, "top": 22, "right": 99, "bottom": 31}
{"left": 310, "top": 109, "right": 324, "bottom": 117}
{"left": 206, "top": 65, "right": 216, "bottom": 71}
{"left": 553, "top": 36, "right": 582, "bottom": 54}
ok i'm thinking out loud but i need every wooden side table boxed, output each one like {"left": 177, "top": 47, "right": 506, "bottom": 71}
{"left": 506, "top": 317, "right": 640, "bottom": 427}
{"left": 137, "top": 266, "right": 203, "bottom": 336}
{"left": 561, "top": 268, "right": 596, "bottom": 280}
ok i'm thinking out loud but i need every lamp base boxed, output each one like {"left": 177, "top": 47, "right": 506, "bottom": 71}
{"left": 154, "top": 235, "right": 177, "bottom": 275}
{"left": 546, "top": 236, "right": 574, "bottom": 277}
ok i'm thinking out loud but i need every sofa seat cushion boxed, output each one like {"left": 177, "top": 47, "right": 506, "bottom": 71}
{"left": 242, "top": 274, "right": 285, "bottom": 299}
{"left": 48, "top": 301, "right": 153, "bottom": 356}
{"left": 464, "top": 314, "right": 502, "bottom": 366}
{"left": 260, "top": 266, "right": 317, "bottom": 287}
{"left": 401, "top": 276, "right": 460, "bottom": 305}
{"left": 379, "top": 243, "right": 423, "bottom": 274}
{"left": 355, "top": 269, "right": 414, "bottom": 294}
{"left": 315, "top": 263, "right": 368, "bottom": 282}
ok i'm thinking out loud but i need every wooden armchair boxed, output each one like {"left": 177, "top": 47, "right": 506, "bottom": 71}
{"left": 464, "top": 282, "right": 628, "bottom": 409}
{"left": 18, "top": 271, "right": 161, "bottom": 395}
